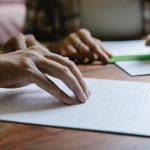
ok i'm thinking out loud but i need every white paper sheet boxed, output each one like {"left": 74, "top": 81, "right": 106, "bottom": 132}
{"left": 104, "top": 40, "right": 150, "bottom": 56}
{"left": 116, "top": 61, "right": 150, "bottom": 76}
{"left": 1, "top": 78, "right": 150, "bottom": 136}
{"left": 103, "top": 40, "right": 150, "bottom": 76}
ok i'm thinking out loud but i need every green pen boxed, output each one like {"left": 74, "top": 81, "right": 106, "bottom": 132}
{"left": 108, "top": 54, "right": 150, "bottom": 64}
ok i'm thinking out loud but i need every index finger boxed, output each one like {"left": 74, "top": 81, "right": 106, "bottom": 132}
{"left": 45, "top": 53, "right": 91, "bottom": 98}
{"left": 78, "top": 31, "right": 109, "bottom": 64}
{"left": 95, "top": 38, "right": 112, "bottom": 58}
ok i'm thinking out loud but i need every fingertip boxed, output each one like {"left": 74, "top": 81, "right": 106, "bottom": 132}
{"left": 77, "top": 92, "right": 88, "bottom": 103}
{"left": 85, "top": 89, "right": 91, "bottom": 99}
{"left": 101, "top": 57, "right": 109, "bottom": 65}
{"left": 108, "top": 52, "right": 113, "bottom": 58}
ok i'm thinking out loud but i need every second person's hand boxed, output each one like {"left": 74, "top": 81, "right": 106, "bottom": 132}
{"left": 48, "top": 29, "right": 112, "bottom": 64}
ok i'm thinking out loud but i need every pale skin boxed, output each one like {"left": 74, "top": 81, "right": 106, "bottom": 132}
{"left": 1, "top": 29, "right": 112, "bottom": 64}
{"left": 47, "top": 29, "right": 112, "bottom": 64}
{"left": 0, "top": 32, "right": 150, "bottom": 105}
{"left": 0, "top": 45, "right": 91, "bottom": 105}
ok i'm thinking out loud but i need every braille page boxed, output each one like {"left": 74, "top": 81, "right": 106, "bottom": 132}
{"left": 0, "top": 78, "right": 150, "bottom": 136}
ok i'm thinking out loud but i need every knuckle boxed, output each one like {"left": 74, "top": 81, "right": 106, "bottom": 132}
{"left": 77, "top": 28, "right": 90, "bottom": 35}
{"left": 27, "top": 34, "right": 35, "bottom": 40}
{"left": 18, "top": 58, "right": 39, "bottom": 78}
{"left": 23, "top": 50, "right": 42, "bottom": 59}
{"left": 16, "top": 33, "right": 24, "bottom": 38}
{"left": 68, "top": 33, "right": 76, "bottom": 41}
{"left": 18, "top": 58, "right": 33, "bottom": 72}
{"left": 60, "top": 67, "right": 70, "bottom": 75}
{"left": 32, "top": 45, "right": 39, "bottom": 49}
{"left": 28, "top": 45, "right": 41, "bottom": 50}
{"left": 18, "top": 33, "right": 23, "bottom": 36}
{"left": 67, "top": 60, "right": 76, "bottom": 69}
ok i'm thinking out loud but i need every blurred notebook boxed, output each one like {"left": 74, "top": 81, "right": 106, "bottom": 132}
{"left": 104, "top": 40, "right": 150, "bottom": 76}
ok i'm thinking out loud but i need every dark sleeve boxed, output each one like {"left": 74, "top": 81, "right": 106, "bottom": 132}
{"left": 23, "top": 0, "right": 56, "bottom": 42}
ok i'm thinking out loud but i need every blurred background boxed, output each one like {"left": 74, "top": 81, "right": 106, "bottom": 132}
{"left": 0, "top": 0, "right": 149, "bottom": 44}
{"left": 0, "top": 0, "right": 26, "bottom": 44}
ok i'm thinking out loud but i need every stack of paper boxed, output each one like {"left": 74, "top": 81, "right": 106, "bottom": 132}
{"left": 1, "top": 78, "right": 150, "bottom": 136}
{"left": 103, "top": 40, "right": 150, "bottom": 76}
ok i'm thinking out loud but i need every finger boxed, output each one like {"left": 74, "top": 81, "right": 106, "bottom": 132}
{"left": 45, "top": 53, "right": 91, "bottom": 98}
{"left": 59, "top": 48, "right": 68, "bottom": 57}
{"left": 25, "top": 34, "right": 40, "bottom": 47}
{"left": 78, "top": 31, "right": 109, "bottom": 64}
{"left": 68, "top": 34, "right": 95, "bottom": 62}
{"left": 95, "top": 39, "right": 112, "bottom": 58}
{"left": 63, "top": 44, "right": 86, "bottom": 63}
{"left": 146, "top": 35, "right": 150, "bottom": 46}
{"left": 62, "top": 38, "right": 86, "bottom": 63}
{"left": 74, "top": 40, "right": 95, "bottom": 63}
{"left": 4, "top": 82, "right": 30, "bottom": 88}
{"left": 63, "top": 44, "right": 77, "bottom": 59}
{"left": 1, "top": 39, "right": 14, "bottom": 53}
{"left": 37, "top": 59, "right": 88, "bottom": 103}
{"left": 14, "top": 34, "right": 27, "bottom": 50}
{"left": 60, "top": 46, "right": 76, "bottom": 62}
{"left": 29, "top": 68, "right": 75, "bottom": 105}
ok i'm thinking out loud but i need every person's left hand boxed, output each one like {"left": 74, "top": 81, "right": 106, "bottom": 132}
{"left": 1, "top": 34, "right": 40, "bottom": 54}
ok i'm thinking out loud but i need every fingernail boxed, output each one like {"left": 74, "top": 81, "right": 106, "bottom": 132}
{"left": 88, "top": 90, "right": 91, "bottom": 97}
{"left": 85, "top": 90, "right": 91, "bottom": 98}
{"left": 79, "top": 93, "right": 88, "bottom": 103}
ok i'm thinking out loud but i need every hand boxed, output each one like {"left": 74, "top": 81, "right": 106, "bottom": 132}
{"left": 50, "top": 29, "right": 112, "bottom": 64}
{"left": 1, "top": 34, "right": 40, "bottom": 54}
{"left": 146, "top": 35, "right": 150, "bottom": 46}
{"left": 0, "top": 45, "right": 90, "bottom": 104}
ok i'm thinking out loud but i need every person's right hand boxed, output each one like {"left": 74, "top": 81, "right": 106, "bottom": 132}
{"left": 48, "top": 29, "right": 112, "bottom": 64}
{"left": 0, "top": 45, "right": 90, "bottom": 104}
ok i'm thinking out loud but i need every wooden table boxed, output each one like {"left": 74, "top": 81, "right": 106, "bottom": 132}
{"left": 1, "top": 64, "right": 150, "bottom": 150}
